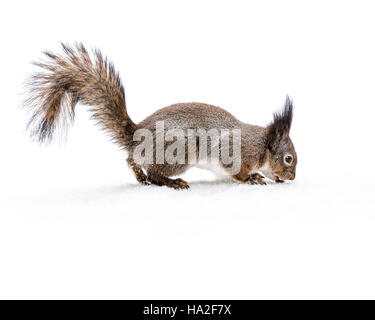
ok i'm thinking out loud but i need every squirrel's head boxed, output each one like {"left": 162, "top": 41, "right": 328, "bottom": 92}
{"left": 262, "top": 96, "right": 297, "bottom": 183}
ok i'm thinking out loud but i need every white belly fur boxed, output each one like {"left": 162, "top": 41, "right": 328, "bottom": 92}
{"left": 195, "top": 160, "right": 230, "bottom": 177}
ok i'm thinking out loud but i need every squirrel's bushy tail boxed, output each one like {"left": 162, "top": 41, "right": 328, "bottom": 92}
{"left": 24, "top": 43, "right": 136, "bottom": 148}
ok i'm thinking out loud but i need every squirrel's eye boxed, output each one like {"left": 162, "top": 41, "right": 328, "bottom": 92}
{"left": 285, "top": 155, "right": 293, "bottom": 164}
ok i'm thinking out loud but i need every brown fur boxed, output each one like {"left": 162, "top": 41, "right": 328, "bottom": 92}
{"left": 24, "top": 44, "right": 297, "bottom": 190}
{"left": 25, "top": 43, "right": 135, "bottom": 148}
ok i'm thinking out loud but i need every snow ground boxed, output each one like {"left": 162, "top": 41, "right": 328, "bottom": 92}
{"left": 2, "top": 153, "right": 375, "bottom": 299}
{"left": 2, "top": 0, "right": 375, "bottom": 300}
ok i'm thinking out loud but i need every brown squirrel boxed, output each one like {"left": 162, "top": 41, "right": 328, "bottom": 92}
{"left": 24, "top": 43, "right": 297, "bottom": 190}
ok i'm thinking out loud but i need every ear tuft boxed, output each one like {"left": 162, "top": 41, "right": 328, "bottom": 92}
{"left": 266, "top": 96, "right": 294, "bottom": 149}
{"left": 272, "top": 95, "right": 293, "bottom": 133}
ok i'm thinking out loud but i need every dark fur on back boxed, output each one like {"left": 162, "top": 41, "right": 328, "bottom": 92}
{"left": 24, "top": 43, "right": 135, "bottom": 148}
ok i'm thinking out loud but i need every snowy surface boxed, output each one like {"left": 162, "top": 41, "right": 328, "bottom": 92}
{"left": 1, "top": 0, "right": 375, "bottom": 299}
{"left": 2, "top": 145, "right": 375, "bottom": 299}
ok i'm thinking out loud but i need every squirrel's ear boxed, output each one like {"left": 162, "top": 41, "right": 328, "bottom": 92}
{"left": 266, "top": 96, "right": 293, "bottom": 150}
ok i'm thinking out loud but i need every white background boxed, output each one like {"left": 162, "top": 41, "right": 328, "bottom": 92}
{"left": 1, "top": 0, "right": 375, "bottom": 299}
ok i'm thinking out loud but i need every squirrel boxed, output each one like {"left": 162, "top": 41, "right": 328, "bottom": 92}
{"left": 24, "top": 43, "right": 297, "bottom": 190}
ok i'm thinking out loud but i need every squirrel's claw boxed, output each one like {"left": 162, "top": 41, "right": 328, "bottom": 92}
{"left": 247, "top": 173, "right": 267, "bottom": 185}
{"left": 172, "top": 178, "right": 190, "bottom": 190}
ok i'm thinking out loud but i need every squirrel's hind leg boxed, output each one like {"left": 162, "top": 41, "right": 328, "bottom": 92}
{"left": 145, "top": 164, "right": 190, "bottom": 190}
{"left": 127, "top": 160, "right": 190, "bottom": 189}
{"left": 146, "top": 173, "right": 190, "bottom": 190}
{"left": 127, "top": 157, "right": 149, "bottom": 185}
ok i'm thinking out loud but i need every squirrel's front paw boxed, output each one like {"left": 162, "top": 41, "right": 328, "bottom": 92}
{"left": 247, "top": 173, "right": 266, "bottom": 185}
